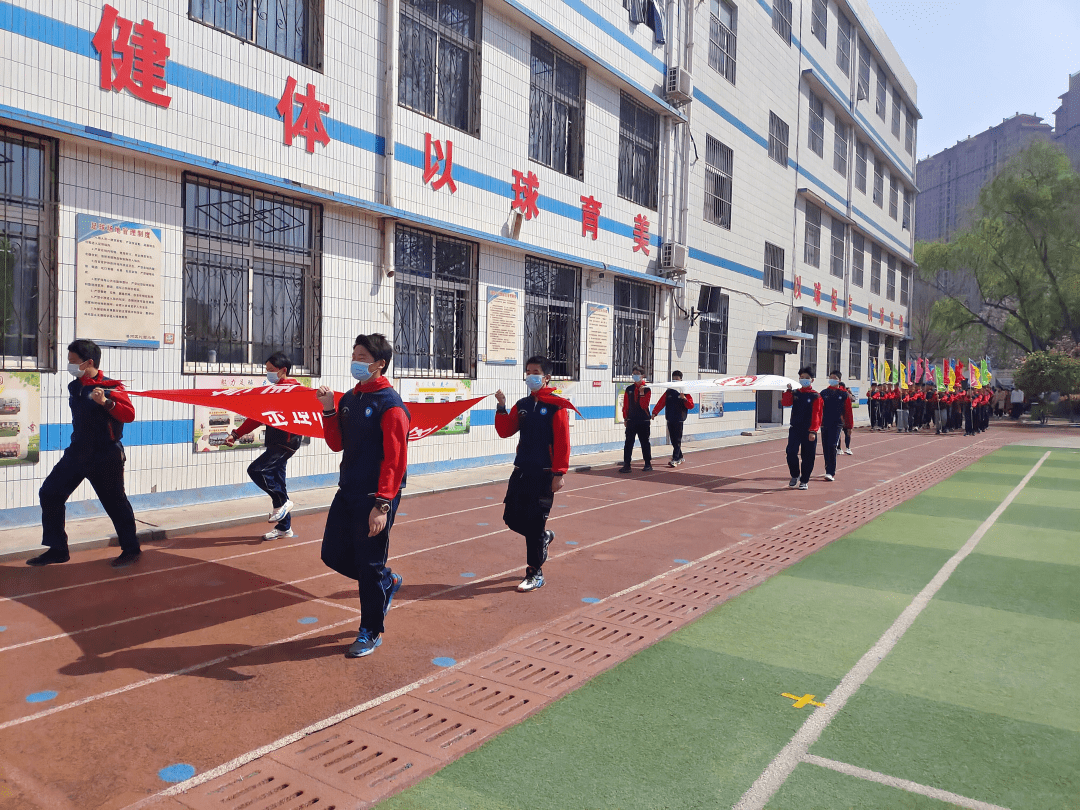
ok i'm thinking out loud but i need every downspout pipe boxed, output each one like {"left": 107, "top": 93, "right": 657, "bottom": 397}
{"left": 381, "top": 0, "right": 401, "bottom": 282}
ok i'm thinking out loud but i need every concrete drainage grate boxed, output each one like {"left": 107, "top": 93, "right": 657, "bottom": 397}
{"left": 174, "top": 761, "right": 360, "bottom": 810}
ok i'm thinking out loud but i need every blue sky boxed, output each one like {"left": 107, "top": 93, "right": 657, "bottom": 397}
{"left": 867, "top": 0, "right": 1080, "bottom": 159}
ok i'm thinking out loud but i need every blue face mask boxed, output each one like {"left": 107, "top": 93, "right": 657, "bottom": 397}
{"left": 799, "top": 378, "right": 813, "bottom": 387}
{"left": 525, "top": 374, "right": 545, "bottom": 392}
{"left": 351, "top": 360, "right": 375, "bottom": 382}
{"left": 266, "top": 370, "right": 281, "bottom": 385}
{"left": 632, "top": 374, "right": 642, "bottom": 383}
{"left": 828, "top": 378, "right": 840, "bottom": 387}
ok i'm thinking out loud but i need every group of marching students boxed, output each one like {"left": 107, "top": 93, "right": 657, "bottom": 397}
{"left": 867, "top": 383, "right": 994, "bottom": 436}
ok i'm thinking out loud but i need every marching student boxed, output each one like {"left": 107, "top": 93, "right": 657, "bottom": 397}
{"left": 29, "top": 339, "right": 142, "bottom": 568}
{"left": 895, "top": 384, "right": 910, "bottom": 433}
{"left": 317, "top": 334, "right": 410, "bottom": 659}
{"left": 619, "top": 364, "right": 653, "bottom": 473}
{"left": 819, "top": 370, "right": 853, "bottom": 481}
{"left": 837, "top": 381, "right": 854, "bottom": 455}
{"left": 782, "top": 367, "right": 823, "bottom": 490}
{"left": 651, "top": 370, "right": 694, "bottom": 467}
{"left": 225, "top": 352, "right": 302, "bottom": 540}
{"left": 494, "top": 355, "right": 574, "bottom": 593}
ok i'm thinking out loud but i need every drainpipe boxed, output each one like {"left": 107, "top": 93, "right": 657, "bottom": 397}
{"left": 380, "top": 0, "right": 401, "bottom": 282}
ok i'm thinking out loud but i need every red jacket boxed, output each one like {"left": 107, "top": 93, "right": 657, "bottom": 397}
{"left": 78, "top": 371, "right": 136, "bottom": 424}
{"left": 781, "top": 388, "right": 823, "bottom": 432}
{"left": 651, "top": 390, "right": 694, "bottom": 418}
{"left": 495, "top": 388, "right": 571, "bottom": 475}
{"left": 233, "top": 377, "right": 300, "bottom": 437}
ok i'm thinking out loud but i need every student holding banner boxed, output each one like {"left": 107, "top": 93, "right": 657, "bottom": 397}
{"left": 819, "top": 370, "right": 853, "bottom": 482}
{"left": 782, "top": 367, "right": 822, "bottom": 490}
{"left": 651, "top": 370, "right": 694, "bottom": 467}
{"left": 619, "top": 365, "right": 653, "bottom": 473}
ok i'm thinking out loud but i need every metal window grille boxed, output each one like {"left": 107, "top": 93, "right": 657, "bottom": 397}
{"left": 529, "top": 36, "right": 585, "bottom": 179}
{"left": 848, "top": 325, "right": 862, "bottom": 379}
{"left": 827, "top": 320, "right": 842, "bottom": 374}
{"left": 830, "top": 219, "right": 846, "bottom": 279}
{"left": 884, "top": 335, "right": 894, "bottom": 369}
{"left": 886, "top": 253, "right": 896, "bottom": 301}
{"left": 0, "top": 126, "right": 58, "bottom": 371}
{"left": 393, "top": 225, "right": 478, "bottom": 378}
{"left": 905, "top": 110, "right": 915, "bottom": 155}
{"left": 524, "top": 256, "right": 580, "bottom": 380}
{"left": 836, "top": 12, "right": 852, "bottom": 75}
{"left": 867, "top": 330, "right": 879, "bottom": 371}
{"left": 182, "top": 175, "right": 321, "bottom": 376}
{"left": 855, "top": 140, "right": 867, "bottom": 192}
{"left": 811, "top": 0, "right": 827, "bottom": 46}
{"left": 876, "top": 66, "right": 887, "bottom": 120}
{"left": 398, "top": 0, "right": 482, "bottom": 134}
{"left": 763, "top": 242, "right": 785, "bottom": 292}
{"left": 851, "top": 233, "right": 865, "bottom": 287}
{"left": 697, "top": 297, "right": 729, "bottom": 373}
{"left": 804, "top": 203, "right": 821, "bottom": 268}
{"left": 704, "top": 135, "right": 733, "bottom": 229}
{"left": 189, "top": 0, "right": 322, "bottom": 69}
{"left": 900, "top": 263, "right": 910, "bottom": 306}
{"left": 808, "top": 92, "right": 825, "bottom": 157}
{"left": 800, "top": 314, "right": 818, "bottom": 370}
{"left": 870, "top": 243, "right": 882, "bottom": 294}
{"left": 891, "top": 87, "right": 901, "bottom": 137}
{"left": 889, "top": 175, "right": 899, "bottom": 220}
{"left": 613, "top": 278, "right": 655, "bottom": 380}
{"left": 772, "top": 0, "right": 792, "bottom": 45}
{"left": 768, "top": 112, "right": 789, "bottom": 166}
{"left": 902, "top": 190, "right": 911, "bottom": 230}
{"left": 857, "top": 40, "right": 871, "bottom": 100}
{"left": 833, "top": 121, "right": 848, "bottom": 175}
{"left": 708, "top": 0, "right": 737, "bottom": 84}
{"left": 618, "top": 94, "right": 660, "bottom": 210}
{"left": 873, "top": 161, "right": 884, "bottom": 207}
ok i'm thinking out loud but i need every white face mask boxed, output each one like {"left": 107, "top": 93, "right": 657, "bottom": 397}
{"left": 68, "top": 362, "right": 87, "bottom": 377}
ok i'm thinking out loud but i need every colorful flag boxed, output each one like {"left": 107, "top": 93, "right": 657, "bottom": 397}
{"left": 883, "top": 358, "right": 892, "bottom": 383}
{"left": 900, "top": 367, "right": 909, "bottom": 390}
{"left": 969, "top": 359, "right": 982, "bottom": 388}
{"left": 955, "top": 358, "right": 966, "bottom": 382}
{"left": 981, "top": 357, "right": 992, "bottom": 385}
{"left": 926, "top": 363, "right": 936, "bottom": 385}
{"left": 944, "top": 361, "right": 953, "bottom": 389}
{"left": 892, "top": 360, "right": 900, "bottom": 384}
{"left": 915, "top": 357, "right": 924, "bottom": 384}
{"left": 935, "top": 364, "right": 945, "bottom": 391}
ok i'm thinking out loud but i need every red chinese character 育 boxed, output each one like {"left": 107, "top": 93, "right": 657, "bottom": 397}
{"left": 423, "top": 133, "right": 457, "bottom": 193}
{"left": 813, "top": 282, "right": 822, "bottom": 305}
{"left": 793, "top": 275, "right": 802, "bottom": 299}
{"left": 91, "top": 4, "right": 171, "bottom": 108}
{"left": 510, "top": 169, "right": 539, "bottom": 220}
{"left": 580, "top": 195, "right": 602, "bottom": 240}
{"left": 277, "top": 77, "right": 330, "bottom": 153}
{"left": 632, "top": 214, "right": 650, "bottom": 255}
{"left": 830, "top": 288, "right": 838, "bottom": 311}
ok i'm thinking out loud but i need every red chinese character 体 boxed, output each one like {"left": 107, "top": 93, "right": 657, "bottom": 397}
{"left": 580, "top": 195, "right": 602, "bottom": 240}
{"left": 879, "top": 307, "right": 885, "bottom": 325}
{"left": 91, "top": 4, "right": 171, "bottom": 108}
{"left": 276, "top": 77, "right": 330, "bottom": 153}
{"left": 793, "top": 275, "right": 802, "bottom": 299}
{"left": 423, "top": 133, "right": 457, "bottom": 193}
{"left": 831, "top": 288, "right": 839, "bottom": 311}
{"left": 632, "top": 214, "right": 651, "bottom": 255}
{"left": 813, "top": 282, "right": 822, "bottom": 305}
{"left": 847, "top": 295, "right": 854, "bottom": 316}
{"left": 510, "top": 169, "right": 540, "bottom": 220}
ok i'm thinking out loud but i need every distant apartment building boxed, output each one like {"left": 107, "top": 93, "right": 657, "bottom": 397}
{"left": 1054, "top": 70, "right": 1080, "bottom": 172}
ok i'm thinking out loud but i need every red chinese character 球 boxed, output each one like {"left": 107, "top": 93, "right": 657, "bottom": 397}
{"left": 423, "top": 133, "right": 457, "bottom": 193}
{"left": 632, "top": 214, "right": 650, "bottom": 255}
{"left": 277, "top": 77, "right": 330, "bottom": 153}
{"left": 91, "top": 4, "right": 171, "bottom": 108}
{"left": 580, "top": 195, "right": 602, "bottom": 240}
{"left": 510, "top": 169, "right": 539, "bottom": 220}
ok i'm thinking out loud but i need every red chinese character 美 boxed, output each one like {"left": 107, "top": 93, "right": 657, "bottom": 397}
{"left": 580, "top": 195, "right": 602, "bottom": 240}
{"left": 831, "top": 288, "right": 839, "bottom": 311}
{"left": 793, "top": 275, "right": 802, "bottom": 299}
{"left": 423, "top": 133, "right": 457, "bottom": 193}
{"left": 510, "top": 169, "right": 540, "bottom": 220}
{"left": 277, "top": 77, "right": 330, "bottom": 153}
{"left": 632, "top": 214, "right": 651, "bottom": 255}
{"left": 813, "top": 282, "right": 822, "bottom": 305}
{"left": 91, "top": 4, "right": 171, "bottom": 108}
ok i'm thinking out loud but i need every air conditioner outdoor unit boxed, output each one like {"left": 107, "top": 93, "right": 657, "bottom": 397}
{"left": 661, "top": 242, "right": 688, "bottom": 269}
{"left": 665, "top": 67, "right": 694, "bottom": 106}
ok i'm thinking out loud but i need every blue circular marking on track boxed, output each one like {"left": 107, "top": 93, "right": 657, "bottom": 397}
{"left": 640, "top": 519, "right": 652, "bottom": 523}
{"left": 673, "top": 558, "right": 690, "bottom": 564}
{"left": 159, "top": 764, "right": 196, "bottom": 783}
{"left": 565, "top": 541, "right": 578, "bottom": 545}
{"left": 397, "top": 512, "right": 408, "bottom": 516}
{"left": 0, "top": 626, "right": 7, "bottom": 632}
{"left": 432, "top": 657, "right": 456, "bottom": 667}
{"left": 298, "top": 617, "right": 318, "bottom": 625}
{"left": 26, "top": 691, "right": 57, "bottom": 703}
{"left": 581, "top": 597, "right": 600, "bottom": 604}
{"left": 460, "top": 572, "right": 475, "bottom": 578}
{"left": 557, "top": 504, "right": 569, "bottom": 508}
{"left": 485, "top": 496, "right": 494, "bottom": 500}
{"left": 477, "top": 522, "right": 489, "bottom": 526}
{"left": 697, "top": 504, "right": 707, "bottom": 507}
{"left": 740, "top": 533, "right": 753, "bottom": 537}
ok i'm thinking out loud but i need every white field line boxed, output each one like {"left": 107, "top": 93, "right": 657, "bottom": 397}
{"left": 732, "top": 451, "right": 1050, "bottom": 810}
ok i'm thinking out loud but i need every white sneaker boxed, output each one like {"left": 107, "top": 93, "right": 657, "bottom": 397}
{"left": 268, "top": 499, "right": 294, "bottom": 523}
{"left": 263, "top": 528, "right": 295, "bottom": 540}
{"left": 798, "top": 482, "right": 809, "bottom": 490}
{"left": 824, "top": 474, "right": 835, "bottom": 482}
{"left": 844, "top": 449, "right": 853, "bottom": 455}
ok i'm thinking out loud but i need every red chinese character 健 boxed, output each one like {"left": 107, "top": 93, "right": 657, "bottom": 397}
{"left": 423, "top": 133, "right": 457, "bottom": 193}
{"left": 510, "top": 169, "right": 539, "bottom": 220}
{"left": 632, "top": 214, "right": 650, "bottom": 255}
{"left": 580, "top": 195, "right": 602, "bottom": 240}
{"left": 91, "top": 4, "right": 171, "bottom": 108}
{"left": 277, "top": 77, "right": 330, "bottom": 153}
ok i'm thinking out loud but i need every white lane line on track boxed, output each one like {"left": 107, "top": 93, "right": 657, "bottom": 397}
{"left": 803, "top": 755, "right": 1012, "bottom": 810}
{"left": 732, "top": 450, "right": 1048, "bottom": 810}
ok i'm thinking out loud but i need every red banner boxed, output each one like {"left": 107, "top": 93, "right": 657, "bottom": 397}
{"left": 128, "top": 384, "right": 487, "bottom": 442}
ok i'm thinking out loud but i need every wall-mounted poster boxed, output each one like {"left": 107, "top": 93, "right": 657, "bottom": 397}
{"left": 485, "top": 287, "right": 519, "bottom": 365}
{"left": 0, "top": 371, "right": 40, "bottom": 465}
{"left": 75, "top": 215, "right": 163, "bottom": 348}
{"left": 698, "top": 390, "right": 725, "bottom": 418}
{"left": 850, "top": 385, "right": 861, "bottom": 408}
{"left": 585, "top": 303, "right": 611, "bottom": 369}
{"left": 397, "top": 378, "right": 474, "bottom": 436}
{"left": 193, "top": 375, "right": 312, "bottom": 453}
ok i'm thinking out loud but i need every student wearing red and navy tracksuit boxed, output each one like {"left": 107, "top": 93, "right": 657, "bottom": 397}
{"left": 619, "top": 364, "right": 652, "bottom": 472}
{"left": 651, "top": 370, "right": 694, "bottom": 467}
{"left": 29, "top": 339, "right": 141, "bottom": 568}
{"left": 782, "top": 367, "right": 823, "bottom": 490}
{"left": 317, "top": 334, "right": 410, "bottom": 659}
{"left": 225, "top": 351, "right": 302, "bottom": 541}
{"left": 819, "top": 370, "right": 853, "bottom": 481}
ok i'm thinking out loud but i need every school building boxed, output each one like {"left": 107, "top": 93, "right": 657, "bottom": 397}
{"left": 0, "top": 0, "right": 916, "bottom": 523}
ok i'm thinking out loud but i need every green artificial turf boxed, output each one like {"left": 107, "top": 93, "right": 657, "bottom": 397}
{"left": 765, "top": 762, "right": 969, "bottom": 809}
{"left": 783, "top": 537, "right": 953, "bottom": 595}
{"left": 936, "top": 552, "right": 1080, "bottom": 622}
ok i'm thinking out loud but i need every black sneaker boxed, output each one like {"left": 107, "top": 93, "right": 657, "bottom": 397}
{"left": 540, "top": 529, "right": 554, "bottom": 562}
{"left": 384, "top": 572, "right": 403, "bottom": 615}
{"left": 345, "top": 628, "right": 382, "bottom": 658}
{"left": 110, "top": 550, "right": 142, "bottom": 568}
{"left": 618, "top": 465, "right": 631, "bottom": 473}
{"left": 26, "top": 548, "right": 70, "bottom": 566}
{"left": 643, "top": 464, "right": 654, "bottom": 472}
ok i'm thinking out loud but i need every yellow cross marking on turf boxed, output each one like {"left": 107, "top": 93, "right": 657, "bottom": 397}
{"left": 782, "top": 692, "right": 825, "bottom": 709}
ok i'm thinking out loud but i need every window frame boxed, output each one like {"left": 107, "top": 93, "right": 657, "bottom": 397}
{"left": 803, "top": 203, "right": 822, "bottom": 268}
{"left": 708, "top": 0, "right": 738, "bottom": 84}
{"left": 848, "top": 325, "right": 862, "bottom": 380}
{"left": 613, "top": 277, "right": 656, "bottom": 381}
{"left": 189, "top": 0, "right": 324, "bottom": 70}
{"left": 873, "top": 159, "right": 884, "bottom": 207}
{"left": 697, "top": 290, "right": 729, "bottom": 374}
{"left": 808, "top": 91, "right": 825, "bottom": 157}
{"left": 826, "top": 319, "right": 842, "bottom": 375}
{"left": 811, "top": 0, "right": 827, "bottom": 47}
{"left": 886, "top": 253, "right": 896, "bottom": 301}
{"left": 833, "top": 119, "right": 848, "bottom": 176}
{"left": 528, "top": 36, "right": 585, "bottom": 179}
{"left": 617, "top": 93, "right": 660, "bottom": 210}
{"left": 830, "top": 219, "right": 845, "bottom": 279}
{"left": 870, "top": 243, "right": 882, "bottom": 295}
{"left": 703, "top": 135, "right": 734, "bottom": 230}
{"left": 524, "top": 255, "right": 581, "bottom": 380}
{"left": 855, "top": 140, "right": 867, "bottom": 193}
{"left": 768, "top": 112, "right": 789, "bottom": 167}
{"left": 900, "top": 263, "right": 910, "bottom": 306}
{"left": 772, "top": 0, "right": 793, "bottom": 45}
{"left": 905, "top": 108, "right": 915, "bottom": 155}
{"left": 851, "top": 232, "right": 865, "bottom": 287}
{"left": 891, "top": 86, "right": 901, "bottom": 138}
{"left": 902, "top": 189, "right": 912, "bottom": 230}
{"left": 800, "top": 314, "right": 818, "bottom": 371}
{"left": 875, "top": 66, "right": 887, "bottom": 120}
{"left": 836, "top": 11, "right": 852, "bottom": 75}
{"left": 889, "top": 174, "right": 899, "bottom": 220}
{"left": 857, "top": 40, "right": 871, "bottom": 101}
{"left": 764, "top": 242, "right": 785, "bottom": 292}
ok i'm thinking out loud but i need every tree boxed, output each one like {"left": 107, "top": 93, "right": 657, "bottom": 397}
{"left": 1013, "top": 350, "right": 1080, "bottom": 424}
{"left": 916, "top": 142, "right": 1080, "bottom": 355}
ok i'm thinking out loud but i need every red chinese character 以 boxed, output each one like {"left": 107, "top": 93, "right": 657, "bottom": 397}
{"left": 632, "top": 214, "right": 650, "bottom": 255}
{"left": 580, "top": 195, "right": 602, "bottom": 240}
{"left": 277, "top": 77, "right": 330, "bottom": 153}
{"left": 91, "top": 4, "right": 171, "bottom": 108}
{"left": 423, "top": 133, "right": 457, "bottom": 193}
{"left": 831, "top": 288, "right": 838, "bottom": 311}
{"left": 813, "top": 282, "right": 822, "bottom": 305}
{"left": 793, "top": 275, "right": 802, "bottom": 299}
{"left": 510, "top": 169, "right": 539, "bottom": 220}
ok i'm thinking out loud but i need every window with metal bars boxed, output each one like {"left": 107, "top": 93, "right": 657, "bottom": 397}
{"left": 848, "top": 325, "right": 862, "bottom": 379}
{"left": 830, "top": 219, "right": 846, "bottom": 278}
{"left": 857, "top": 40, "right": 871, "bottom": 101}
{"left": 870, "top": 243, "right": 882, "bottom": 294}
{"left": 900, "top": 263, "right": 910, "bottom": 305}
{"left": 811, "top": 0, "right": 827, "bottom": 46}
{"left": 808, "top": 92, "right": 825, "bottom": 157}
{"left": 768, "top": 112, "right": 789, "bottom": 166}
{"left": 398, "top": 0, "right": 481, "bottom": 134}
{"left": 182, "top": 175, "right": 321, "bottom": 376}
{"left": 772, "top": 0, "right": 792, "bottom": 45}
{"left": 763, "top": 242, "right": 785, "bottom": 292}
{"left": 876, "top": 66, "right": 887, "bottom": 120}
{"left": 0, "top": 126, "right": 58, "bottom": 371}
{"left": 189, "top": 0, "right": 322, "bottom": 69}
{"left": 836, "top": 12, "right": 852, "bottom": 75}
{"left": 867, "top": 329, "right": 879, "bottom": 374}
{"left": 884, "top": 335, "right": 894, "bottom": 370}
{"left": 827, "top": 320, "right": 842, "bottom": 374}
{"left": 709, "top": 0, "right": 737, "bottom": 84}
{"left": 851, "top": 232, "right": 865, "bottom": 287}
{"left": 697, "top": 295, "right": 729, "bottom": 374}
{"left": 618, "top": 94, "right": 660, "bottom": 210}
{"left": 889, "top": 174, "right": 899, "bottom": 220}
{"left": 873, "top": 160, "right": 884, "bottom": 207}
{"left": 804, "top": 204, "right": 821, "bottom": 268}
{"left": 905, "top": 109, "right": 915, "bottom": 155}
{"left": 834, "top": 120, "right": 848, "bottom": 175}
{"left": 704, "top": 135, "right": 733, "bottom": 229}
{"left": 891, "top": 87, "right": 901, "bottom": 137}
{"left": 529, "top": 37, "right": 585, "bottom": 179}
{"left": 393, "top": 225, "right": 477, "bottom": 378}
{"left": 855, "top": 140, "right": 867, "bottom": 192}
{"left": 903, "top": 189, "right": 912, "bottom": 230}
{"left": 613, "top": 278, "right": 655, "bottom": 380}
{"left": 524, "top": 256, "right": 580, "bottom": 380}
{"left": 800, "top": 314, "right": 818, "bottom": 371}
{"left": 886, "top": 253, "right": 896, "bottom": 301}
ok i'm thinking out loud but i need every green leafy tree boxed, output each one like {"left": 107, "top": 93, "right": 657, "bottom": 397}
{"left": 1013, "top": 350, "right": 1080, "bottom": 423}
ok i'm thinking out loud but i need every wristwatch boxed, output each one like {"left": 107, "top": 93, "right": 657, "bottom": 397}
{"left": 374, "top": 500, "right": 391, "bottom": 514}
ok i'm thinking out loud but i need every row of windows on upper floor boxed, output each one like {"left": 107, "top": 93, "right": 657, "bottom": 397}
{"left": 799, "top": 315, "right": 904, "bottom": 383}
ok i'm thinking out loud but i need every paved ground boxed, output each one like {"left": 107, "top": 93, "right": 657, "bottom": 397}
{"left": 0, "top": 425, "right": 1060, "bottom": 810}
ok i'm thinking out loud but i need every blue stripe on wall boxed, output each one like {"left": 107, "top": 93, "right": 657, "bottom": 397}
{"left": 40, "top": 420, "right": 194, "bottom": 451}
